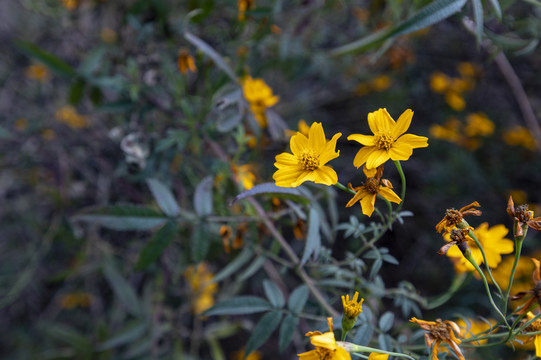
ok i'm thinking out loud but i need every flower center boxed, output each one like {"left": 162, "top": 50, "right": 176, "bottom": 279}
{"left": 375, "top": 131, "right": 394, "bottom": 150}
{"left": 516, "top": 204, "right": 533, "bottom": 223}
{"left": 365, "top": 178, "right": 380, "bottom": 193}
{"left": 315, "top": 347, "right": 334, "bottom": 360}
{"left": 298, "top": 149, "right": 320, "bottom": 171}
{"left": 444, "top": 208, "right": 463, "bottom": 225}
{"left": 432, "top": 320, "right": 452, "bottom": 341}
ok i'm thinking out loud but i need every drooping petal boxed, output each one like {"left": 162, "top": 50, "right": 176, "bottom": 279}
{"left": 347, "top": 134, "right": 376, "bottom": 146}
{"left": 335, "top": 347, "right": 352, "bottom": 360}
{"left": 365, "top": 149, "right": 390, "bottom": 169}
{"left": 431, "top": 340, "right": 441, "bottom": 360}
{"left": 275, "top": 152, "right": 298, "bottom": 166}
{"left": 353, "top": 146, "right": 377, "bottom": 168}
{"left": 297, "top": 349, "right": 320, "bottom": 360}
{"left": 310, "top": 331, "right": 337, "bottom": 350}
{"left": 360, "top": 193, "right": 377, "bottom": 217}
{"left": 312, "top": 166, "right": 338, "bottom": 185}
{"left": 535, "top": 335, "right": 541, "bottom": 358}
{"left": 308, "top": 122, "right": 326, "bottom": 151}
{"left": 290, "top": 132, "right": 310, "bottom": 155}
{"left": 379, "top": 187, "right": 402, "bottom": 204}
{"left": 389, "top": 141, "right": 413, "bottom": 161}
{"left": 346, "top": 188, "right": 369, "bottom": 208}
{"left": 395, "top": 133, "right": 429, "bottom": 149}
{"left": 392, "top": 109, "right": 414, "bottom": 139}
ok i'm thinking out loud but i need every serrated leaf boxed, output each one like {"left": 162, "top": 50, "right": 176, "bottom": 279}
{"left": 279, "top": 314, "right": 298, "bottom": 352}
{"left": 379, "top": 311, "right": 395, "bottom": 332}
{"left": 15, "top": 40, "right": 77, "bottom": 77}
{"left": 146, "top": 178, "right": 181, "bottom": 217}
{"left": 135, "top": 221, "right": 178, "bottom": 271}
{"left": 204, "top": 296, "right": 272, "bottom": 316}
{"left": 263, "top": 280, "right": 285, "bottom": 308}
{"left": 184, "top": 32, "right": 237, "bottom": 82}
{"left": 301, "top": 208, "right": 321, "bottom": 266}
{"left": 244, "top": 311, "right": 282, "bottom": 356}
{"left": 194, "top": 176, "right": 213, "bottom": 216}
{"left": 191, "top": 222, "right": 210, "bottom": 263}
{"left": 103, "top": 261, "right": 141, "bottom": 316}
{"left": 287, "top": 285, "right": 309, "bottom": 314}
{"left": 74, "top": 204, "right": 168, "bottom": 230}
{"left": 212, "top": 248, "right": 253, "bottom": 283}
{"left": 230, "top": 182, "right": 308, "bottom": 205}
{"left": 96, "top": 321, "right": 147, "bottom": 351}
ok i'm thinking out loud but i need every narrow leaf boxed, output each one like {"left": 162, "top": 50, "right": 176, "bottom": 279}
{"left": 103, "top": 262, "right": 141, "bottom": 316}
{"left": 212, "top": 248, "right": 254, "bottom": 283}
{"left": 15, "top": 40, "right": 76, "bottom": 77}
{"left": 96, "top": 321, "right": 147, "bottom": 351}
{"left": 194, "top": 176, "right": 213, "bottom": 216}
{"left": 244, "top": 311, "right": 282, "bottom": 356}
{"left": 204, "top": 296, "right": 272, "bottom": 316}
{"left": 191, "top": 222, "right": 210, "bottom": 263}
{"left": 237, "top": 255, "right": 266, "bottom": 282}
{"left": 46, "top": 323, "right": 93, "bottom": 353}
{"left": 135, "top": 221, "right": 178, "bottom": 271}
{"left": 279, "top": 314, "right": 298, "bottom": 352}
{"left": 471, "top": 0, "right": 484, "bottom": 46}
{"left": 379, "top": 311, "right": 395, "bottom": 333}
{"left": 74, "top": 204, "right": 168, "bottom": 231}
{"left": 287, "top": 285, "right": 309, "bottom": 314}
{"left": 301, "top": 208, "right": 321, "bottom": 266}
{"left": 263, "top": 280, "right": 285, "bottom": 308}
{"left": 146, "top": 178, "right": 181, "bottom": 217}
{"left": 486, "top": 0, "right": 502, "bottom": 20}
{"left": 230, "top": 182, "right": 308, "bottom": 205}
{"left": 184, "top": 32, "right": 238, "bottom": 82}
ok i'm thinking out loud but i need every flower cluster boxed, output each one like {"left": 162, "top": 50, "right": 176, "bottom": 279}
{"left": 241, "top": 75, "right": 279, "bottom": 128}
{"left": 429, "top": 62, "right": 478, "bottom": 111}
{"left": 429, "top": 112, "right": 494, "bottom": 150}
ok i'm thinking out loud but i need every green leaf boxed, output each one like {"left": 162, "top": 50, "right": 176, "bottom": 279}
{"left": 135, "top": 221, "right": 178, "bottom": 271}
{"left": 353, "top": 323, "right": 374, "bottom": 345}
{"left": 184, "top": 32, "right": 238, "bottom": 82}
{"left": 191, "top": 222, "right": 210, "bottom": 263}
{"left": 379, "top": 311, "right": 395, "bottom": 332}
{"left": 68, "top": 77, "right": 86, "bottom": 105}
{"left": 15, "top": 40, "right": 76, "bottom": 77}
{"left": 263, "top": 280, "right": 285, "bottom": 308}
{"left": 194, "top": 176, "right": 213, "bottom": 216}
{"left": 103, "top": 261, "right": 141, "bottom": 316}
{"left": 204, "top": 296, "right": 272, "bottom": 316}
{"left": 212, "top": 248, "right": 254, "bottom": 283}
{"left": 146, "top": 178, "right": 181, "bottom": 217}
{"left": 287, "top": 285, "right": 309, "bottom": 314}
{"left": 73, "top": 204, "right": 168, "bottom": 231}
{"left": 230, "top": 182, "right": 308, "bottom": 205}
{"left": 301, "top": 208, "right": 321, "bottom": 266}
{"left": 486, "top": 0, "right": 502, "bottom": 20}
{"left": 96, "top": 321, "right": 147, "bottom": 351}
{"left": 330, "top": 0, "right": 467, "bottom": 57}
{"left": 279, "top": 313, "right": 298, "bottom": 352}
{"left": 244, "top": 311, "right": 282, "bottom": 356}
{"left": 471, "top": 0, "right": 484, "bottom": 46}
{"left": 46, "top": 323, "right": 93, "bottom": 353}
{"left": 79, "top": 46, "right": 107, "bottom": 77}
{"left": 237, "top": 255, "right": 266, "bottom": 282}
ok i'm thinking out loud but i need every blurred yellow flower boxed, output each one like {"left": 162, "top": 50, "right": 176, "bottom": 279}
{"left": 178, "top": 48, "right": 196, "bottom": 74}
{"left": 445, "top": 91, "right": 466, "bottom": 111}
{"left": 371, "top": 76, "right": 392, "bottom": 91}
{"left": 273, "top": 122, "right": 341, "bottom": 187}
{"left": 285, "top": 119, "right": 310, "bottom": 138}
{"left": 241, "top": 75, "right": 279, "bottom": 128}
{"left": 55, "top": 105, "right": 90, "bottom": 129}
{"left": 61, "top": 0, "right": 78, "bottom": 11}
{"left": 429, "top": 118, "right": 462, "bottom": 143}
{"left": 521, "top": 312, "right": 541, "bottom": 357}
{"left": 42, "top": 129, "right": 56, "bottom": 141}
{"left": 457, "top": 62, "right": 477, "bottom": 78}
{"left": 100, "top": 27, "right": 117, "bottom": 43}
{"left": 14, "top": 118, "right": 28, "bottom": 131}
{"left": 232, "top": 163, "right": 256, "bottom": 190}
{"left": 503, "top": 125, "right": 537, "bottom": 151}
{"left": 429, "top": 71, "right": 450, "bottom": 94}
{"left": 184, "top": 262, "right": 218, "bottom": 315}
{"left": 298, "top": 318, "right": 351, "bottom": 360}
{"left": 231, "top": 348, "right": 261, "bottom": 360}
{"left": 25, "top": 64, "right": 50, "bottom": 82}
{"left": 368, "top": 353, "right": 389, "bottom": 360}
{"left": 455, "top": 318, "right": 496, "bottom": 345}
{"left": 238, "top": 0, "right": 255, "bottom": 21}
{"left": 60, "top": 292, "right": 93, "bottom": 309}
{"left": 348, "top": 108, "right": 428, "bottom": 170}
{"left": 464, "top": 113, "right": 494, "bottom": 137}
{"left": 445, "top": 222, "right": 513, "bottom": 273}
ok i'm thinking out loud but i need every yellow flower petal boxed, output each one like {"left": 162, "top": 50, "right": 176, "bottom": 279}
{"left": 310, "top": 331, "right": 337, "bottom": 350}
{"left": 379, "top": 187, "right": 402, "bottom": 204}
{"left": 368, "top": 353, "right": 389, "bottom": 360}
{"left": 368, "top": 108, "right": 395, "bottom": 133}
{"left": 535, "top": 335, "right": 541, "bottom": 358}
{"left": 388, "top": 142, "right": 414, "bottom": 161}
{"left": 361, "top": 193, "right": 377, "bottom": 216}
{"left": 313, "top": 166, "right": 338, "bottom": 185}
{"left": 346, "top": 188, "right": 370, "bottom": 208}
{"left": 275, "top": 153, "right": 298, "bottom": 166}
{"left": 309, "top": 122, "right": 326, "bottom": 151}
{"left": 319, "top": 133, "right": 342, "bottom": 164}
{"left": 347, "top": 134, "right": 376, "bottom": 146}
{"left": 290, "top": 132, "right": 310, "bottom": 155}
{"left": 353, "top": 146, "right": 377, "bottom": 168}
{"left": 335, "top": 347, "right": 352, "bottom": 360}
{"left": 365, "top": 149, "right": 390, "bottom": 169}
{"left": 394, "top": 133, "right": 429, "bottom": 149}
{"left": 391, "top": 109, "right": 413, "bottom": 139}
{"left": 297, "top": 349, "right": 320, "bottom": 360}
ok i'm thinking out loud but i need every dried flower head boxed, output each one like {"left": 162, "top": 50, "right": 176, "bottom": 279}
{"left": 438, "top": 227, "right": 473, "bottom": 256}
{"left": 512, "top": 258, "right": 541, "bottom": 315}
{"left": 507, "top": 196, "right": 541, "bottom": 237}
{"left": 435, "top": 201, "right": 481, "bottom": 233}
{"left": 410, "top": 317, "right": 464, "bottom": 360}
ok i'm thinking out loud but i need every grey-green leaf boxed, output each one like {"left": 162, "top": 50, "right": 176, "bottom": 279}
{"left": 301, "top": 208, "right": 321, "bottom": 266}
{"left": 204, "top": 296, "right": 272, "bottom": 316}
{"left": 184, "top": 32, "right": 237, "bottom": 82}
{"left": 194, "top": 176, "right": 213, "bottom": 217}
{"left": 212, "top": 248, "right": 254, "bottom": 283}
{"left": 96, "top": 321, "right": 147, "bottom": 351}
{"left": 379, "top": 311, "right": 395, "bottom": 333}
{"left": 263, "top": 280, "right": 285, "bottom": 308}
{"left": 103, "top": 261, "right": 141, "bottom": 316}
{"left": 136, "top": 221, "right": 178, "bottom": 271}
{"left": 230, "top": 182, "right": 308, "bottom": 205}
{"left": 15, "top": 40, "right": 77, "bottom": 77}
{"left": 287, "top": 285, "right": 309, "bottom": 314}
{"left": 279, "top": 313, "right": 298, "bottom": 352}
{"left": 146, "top": 178, "right": 181, "bottom": 217}
{"left": 73, "top": 204, "right": 168, "bottom": 231}
{"left": 244, "top": 311, "right": 283, "bottom": 356}
{"left": 191, "top": 222, "right": 210, "bottom": 263}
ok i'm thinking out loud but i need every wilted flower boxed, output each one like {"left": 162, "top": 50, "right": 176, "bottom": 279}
{"left": 521, "top": 312, "right": 541, "bottom": 357}
{"left": 178, "top": 48, "right": 196, "bottom": 74}
{"left": 435, "top": 201, "right": 481, "bottom": 233}
{"left": 410, "top": 317, "right": 464, "bottom": 360}
{"left": 298, "top": 318, "right": 351, "bottom": 360}
{"left": 511, "top": 258, "right": 541, "bottom": 315}
{"left": 507, "top": 196, "right": 541, "bottom": 237}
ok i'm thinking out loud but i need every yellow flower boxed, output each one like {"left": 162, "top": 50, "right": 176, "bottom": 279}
{"left": 445, "top": 222, "right": 514, "bottom": 273}
{"left": 490, "top": 255, "right": 534, "bottom": 297}
{"left": 455, "top": 318, "right": 496, "bottom": 345}
{"left": 348, "top": 108, "right": 428, "bottom": 170}
{"left": 178, "top": 48, "right": 196, "bottom": 74}
{"left": 232, "top": 164, "right": 256, "bottom": 190}
{"left": 60, "top": 292, "right": 93, "bottom": 309}
{"left": 522, "top": 312, "right": 541, "bottom": 357}
{"left": 241, "top": 75, "right": 279, "bottom": 128}
{"left": 25, "top": 64, "right": 50, "bottom": 82}
{"left": 238, "top": 0, "right": 255, "bottom": 21}
{"left": 61, "top": 0, "right": 78, "bottom": 11}
{"left": 231, "top": 348, "right": 261, "bottom": 360}
{"left": 345, "top": 166, "right": 401, "bottom": 217}
{"left": 100, "top": 27, "right": 117, "bottom": 43}
{"left": 370, "top": 76, "right": 392, "bottom": 91}
{"left": 55, "top": 105, "right": 90, "bottom": 129}
{"left": 445, "top": 91, "right": 466, "bottom": 111}
{"left": 512, "top": 258, "right": 541, "bottom": 315}
{"left": 368, "top": 353, "right": 389, "bottom": 360}
{"left": 14, "top": 118, "right": 28, "bottom": 131}
{"left": 410, "top": 317, "right": 464, "bottom": 360}
{"left": 298, "top": 318, "right": 351, "bottom": 360}
{"left": 464, "top": 113, "right": 494, "bottom": 137}
{"left": 184, "top": 263, "right": 218, "bottom": 315}
{"left": 503, "top": 125, "right": 537, "bottom": 150}
{"left": 285, "top": 119, "right": 310, "bottom": 138}
{"left": 273, "top": 122, "right": 341, "bottom": 187}
{"left": 429, "top": 71, "right": 450, "bottom": 93}
{"left": 342, "top": 291, "right": 364, "bottom": 319}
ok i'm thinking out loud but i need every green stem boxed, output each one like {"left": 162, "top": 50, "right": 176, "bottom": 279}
{"left": 394, "top": 160, "right": 406, "bottom": 212}
{"left": 503, "top": 223, "right": 526, "bottom": 313}
{"left": 334, "top": 181, "right": 356, "bottom": 195}
{"left": 464, "top": 251, "right": 510, "bottom": 329}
